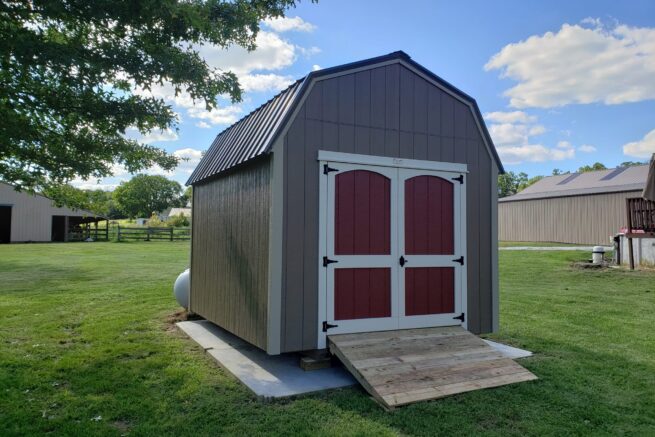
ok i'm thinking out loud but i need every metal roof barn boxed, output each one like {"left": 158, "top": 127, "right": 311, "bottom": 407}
{"left": 188, "top": 52, "right": 504, "bottom": 355}
{"left": 499, "top": 165, "right": 649, "bottom": 245}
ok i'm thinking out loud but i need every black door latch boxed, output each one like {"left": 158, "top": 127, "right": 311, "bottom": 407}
{"left": 399, "top": 255, "right": 407, "bottom": 267}
{"left": 452, "top": 256, "right": 464, "bottom": 265}
{"left": 323, "top": 321, "right": 339, "bottom": 332}
{"left": 323, "top": 256, "right": 338, "bottom": 267}
{"left": 453, "top": 312, "right": 465, "bottom": 322}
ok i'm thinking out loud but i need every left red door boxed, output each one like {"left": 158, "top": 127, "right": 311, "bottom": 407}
{"left": 325, "top": 163, "right": 398, "bottom": 334}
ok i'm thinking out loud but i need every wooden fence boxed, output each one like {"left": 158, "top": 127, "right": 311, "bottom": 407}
{"left": 115, "top": 226, "right": 191, "bottom": 242}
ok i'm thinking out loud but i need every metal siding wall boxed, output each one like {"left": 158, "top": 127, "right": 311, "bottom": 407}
{"left": 281, "top": 65, "right": 497, "bottom": 352}
{"left": 498, "top": 191, "right": 641, "bottom": 245}
{"left": 190, "top": 159, "right": 271, "bottom": 350}
{"left": 0, "top": 182, "right": 100, "bottom": 242}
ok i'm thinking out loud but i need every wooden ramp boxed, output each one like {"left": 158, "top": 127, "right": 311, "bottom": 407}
{"left": 328, "top": 326, "right": 537, "bottom": 409}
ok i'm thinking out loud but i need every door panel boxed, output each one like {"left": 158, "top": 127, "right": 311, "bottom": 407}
{"left": 335, "top": 268, "right": 391, "bottom": 320}
{"left": 404, "top": 175, "right": 454, "bottom": 255}
{"left": 405, "top": 267, "right": 455, "bottom": 316}
{"left": 335, "top": 170, "right": 390, "bottom": 255}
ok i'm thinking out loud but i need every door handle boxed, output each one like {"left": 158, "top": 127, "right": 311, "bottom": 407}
{"left": 399, "top": 256, "right": 407, "bottom": 267}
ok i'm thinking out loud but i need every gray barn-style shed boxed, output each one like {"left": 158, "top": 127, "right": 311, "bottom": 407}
{"left": 188, "top": 52, "right": 504, "bottom": 355}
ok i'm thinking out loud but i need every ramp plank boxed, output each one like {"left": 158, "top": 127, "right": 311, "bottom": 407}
{"left": 329, "top": 326, "right": 537, "bottom": 409}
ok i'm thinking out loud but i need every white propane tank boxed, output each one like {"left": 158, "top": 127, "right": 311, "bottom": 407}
{"left": 174, "top": 268, "right": 190, "bottom": 309}
{"left": 592, "top": 246, "right": 605, "bottom": 265}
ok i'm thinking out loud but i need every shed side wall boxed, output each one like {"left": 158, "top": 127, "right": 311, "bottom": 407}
{"left": 190, "top": 159, "right": 271, "bottom": 350}
{"left": 281, "top": 64, "right": 498, "bottom": 352}
{"left": 499, "top": 191, "right": 641, "bottom": 245}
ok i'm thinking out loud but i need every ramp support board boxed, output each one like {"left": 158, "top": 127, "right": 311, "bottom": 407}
{"left": 328, "top": 326, "right": 536, "bottom": 409}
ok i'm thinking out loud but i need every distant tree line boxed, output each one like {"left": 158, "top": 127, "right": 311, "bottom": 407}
{"left": 498, "top": 161, "right": 646, "bottom": 198}
{"left": 44, "top": 174, "right": 192, "bottom": 219}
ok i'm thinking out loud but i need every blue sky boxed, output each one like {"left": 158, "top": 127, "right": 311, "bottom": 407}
{"left": 74, "top": 0, "right": 655, "bottom": 189}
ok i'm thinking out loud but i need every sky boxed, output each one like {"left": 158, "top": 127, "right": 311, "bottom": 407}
{"left": 73, "top": 0, "right": 655, "bottom": 190}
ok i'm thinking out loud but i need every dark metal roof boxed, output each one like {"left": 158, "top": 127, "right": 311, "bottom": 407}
{"left": 187, "top": 79, "right": 304, "bottom": 185}
{"left": 188, "top": 51, "right": 504, "bottom": 185}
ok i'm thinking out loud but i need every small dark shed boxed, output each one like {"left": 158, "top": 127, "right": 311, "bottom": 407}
{"left": 187, "top": 52, "right": 504, "bottom": 355}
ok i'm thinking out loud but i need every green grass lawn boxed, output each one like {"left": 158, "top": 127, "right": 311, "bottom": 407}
{"left": 499, "top": 241, "right": 593, "bottom": 247}
{"left": 1, "top": 242, "right": 654, "bottom": 435}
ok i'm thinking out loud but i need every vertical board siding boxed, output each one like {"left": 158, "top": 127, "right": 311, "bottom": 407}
{"left": 499, "top": 191, "right": 640, "bottom": 245}
{"left": 190, "top": 159, "right": 271, "bottom": 350}
{"left": 281, "top": 64, "right": 497, "bottom": 352}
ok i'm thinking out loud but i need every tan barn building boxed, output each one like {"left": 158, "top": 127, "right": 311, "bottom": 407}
{"left": 0, "top": 182, "right": 108, "bottom": 243}
{"left": 498, "top": 165, "right": 649, "bottom": 245}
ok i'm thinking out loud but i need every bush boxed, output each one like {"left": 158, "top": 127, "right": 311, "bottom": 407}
{"left": 168, "top": 213, "right": 190, "bottom": 227}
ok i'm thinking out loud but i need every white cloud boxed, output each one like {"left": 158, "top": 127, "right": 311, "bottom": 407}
{"left": 484, "top": 111, "right": 536, "bottom": 124}
{"left": 312, "top": 64, "right": 321, "bottom": 71}
{"left": 486, "top": 111, "right": 581, "bottom": 164}
{"left": 623, "top": 129, "right": 655, "bottom": 158}
{"left": 239, "top": 73, "right": 295, "bottom": 93}
{"left": 263, "top": 16, "right": 315, "bottom": 33}
{"left": 186, "top": 105, "right": 242, "bottom": 125}
{"left": 131, "top": 28, "right": 315, "bottom": 127}
{"left": 578, "top": 144, "right": 597, "bottom": 153}
{"left": 485, "top": 20, "right": 655, "bottom": 108}
{"left": 198, "top": 31, "right": 296, "bottom": 75}
{"left": 499, "top": 145, "right": 576, "bottom": 165}
{"left": 137, "top": 128, "right": 178, "bottom": 144}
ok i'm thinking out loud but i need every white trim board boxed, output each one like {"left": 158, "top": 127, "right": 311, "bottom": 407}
{"left": 317, "top": 151, "right": 468, "bottom": 173}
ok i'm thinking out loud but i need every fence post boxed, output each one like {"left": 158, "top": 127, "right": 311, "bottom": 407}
{"left": 170, "top": 227, "right": 174, "bottom": 241}
{"left": 146, "top": 227, "right": 150, "bottom": 241}
{"left": 117, "top": 225, "right": 121, "bottom": 242}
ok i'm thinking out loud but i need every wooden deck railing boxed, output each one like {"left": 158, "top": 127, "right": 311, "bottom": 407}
{"left": 625, "top": 197, "right": 655, "bottom": 269}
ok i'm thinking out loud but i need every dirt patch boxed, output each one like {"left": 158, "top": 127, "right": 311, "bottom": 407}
{"left": 112, "top": 420, "right": 132, "bottom": 435}
{"left": 164, "top": 309, "right": 202, "bottom": 333}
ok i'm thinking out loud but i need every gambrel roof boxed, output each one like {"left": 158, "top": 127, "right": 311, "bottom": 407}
{"left": 188, "top": 51, "right": 504, "bottom": 185}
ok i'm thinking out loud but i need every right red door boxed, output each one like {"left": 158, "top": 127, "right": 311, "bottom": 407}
{"left": 399, "top": 168, "right": 465, "bottom": 329}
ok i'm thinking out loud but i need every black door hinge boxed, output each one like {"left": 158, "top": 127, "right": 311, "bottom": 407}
{"left": 323, "top": 164, "right": 339, "bottom": 175}
{"left": 323, "top": 321, "right": 339, "bottom": 332}
{"left": 452, "top": 175, "right": 464, "bottom": 184}
{"left": 453, "top": 312, "right": 465, "bottom": 322}
{"left": 399, "top": 255, "right": 407, "bottom": 267}
{"left": 323, "top": 256, "right": 338, "bottom": 267}
{"left": 452, "top": 256, "right": 464, "bottom": 265}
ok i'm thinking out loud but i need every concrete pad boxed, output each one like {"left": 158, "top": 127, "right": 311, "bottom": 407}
{"left": 483, "top": 339, "right": 533, "bottom": 359}
{"left": 177, "top": 320, "right": 355, "bottom": 399}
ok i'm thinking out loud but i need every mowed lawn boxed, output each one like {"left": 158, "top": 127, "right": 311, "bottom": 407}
{"left": 1, "top": 243, "right": 654, "bottom": 435}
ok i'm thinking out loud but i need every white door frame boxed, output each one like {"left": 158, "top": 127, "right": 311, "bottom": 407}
{"left": 317, "top": 151, "right": 468, "bottom": 349}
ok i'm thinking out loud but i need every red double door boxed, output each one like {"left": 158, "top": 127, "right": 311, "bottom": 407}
{"left": 324, "top": 162, "right": 466, "bottom": 335}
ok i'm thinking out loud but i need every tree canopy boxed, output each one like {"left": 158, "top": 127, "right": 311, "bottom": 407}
{"left": 113, "top": 174, "right": 181, "bottom": 218}
{"left": 0, "top": 0, "right": 304, "bottom": 194}
{"left": 577, "top": 162, "right": 607, "bottom": 173}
